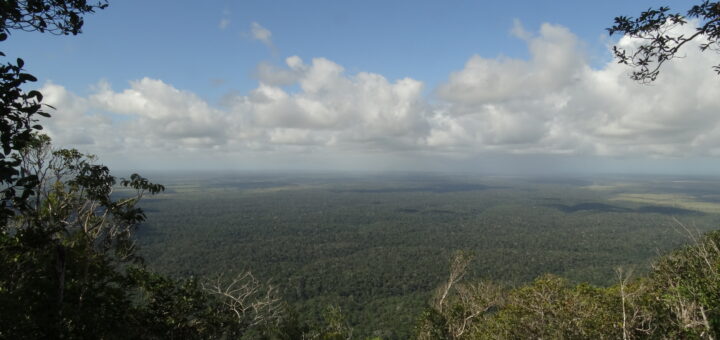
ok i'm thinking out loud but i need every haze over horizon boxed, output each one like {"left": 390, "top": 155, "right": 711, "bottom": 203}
{"left": 5, "top": 0, "right": 720, "bottom": 174}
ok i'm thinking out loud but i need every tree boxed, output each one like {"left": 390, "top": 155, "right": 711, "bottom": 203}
{"left": 0, "top": 0, "right": 108, "bottom": 224}
{"left": 608, "top": 1, "right": 720, "bottom": 83}
{"left": 0, "top": 3, "right": 318, "bottom": 338}
{"left": 0, "top": 4, "right": 309, "bottom": 338}
{"left": 1, "top": 135, "right": 303, "bottom": 338}
{"left": 415, "top": 251, "right": 505, "bottom": 340}
{"left": 0, "top": 135, "right": 163, "bottom": 337}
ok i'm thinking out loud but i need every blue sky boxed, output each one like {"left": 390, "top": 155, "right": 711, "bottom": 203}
{"left": 4, "top": 0, "right": 720, "bottom": 174}
{"left": 7, "top": 0, "right": 691, "bottom": 98}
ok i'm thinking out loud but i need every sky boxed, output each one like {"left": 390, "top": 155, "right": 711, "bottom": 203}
{"left": 4, "top": 0, "right": 720, "bottom": 174}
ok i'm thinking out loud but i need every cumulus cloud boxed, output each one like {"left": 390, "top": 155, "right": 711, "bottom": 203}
{"left": 39, "top": 56, "right": 429, "bottom": 159}
{"left": 39, "top": 82, "right": 105, "bottom": 148}
{"left": 37, "top": 20, "right": 720, "bottom": 169}
{"left": 254, "top": 59, "right": 302, "bottom": 86}
{"left": 91, "top": 78, "right": 228, "bottom": 145}
{"left": 228, "top": 56, "right": 430, "bottom": 147}
{"left": 429, "top": 20, "right": 720, "bottom": 158}
{"left": 437, "top": 23, "right": 584, "bottom": 106}
{"left": 39, "top": 78, "right": 230, "bottom": 157}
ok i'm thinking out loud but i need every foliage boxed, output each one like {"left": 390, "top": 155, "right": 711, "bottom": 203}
{"left": 0, "top": 0, "right": 108, "bottom": 35}
{"left": 0, "top": 137, "right": 154, "bottom": 338}
{"left": 608, "top": 1, "right": 720, "bottom": 82}
{"left": 0, "top": 0, "right": 108, "bottom": 224}
{"left": 414, "top": 230, "right": 720, "bottom": 339}
{"left": 0, "top": 3, "right": 312, "bottom": 339}
{"left": 480, "top": 276, "right": 620, "bottom": 339}
{"left": 0, "top": 137, "right": 307, "bottom": 338}
{"left": 303, "top": 306, "right": 354, "bottom": 340}
{"left": 135, "top": 173, "right": 720, "bottom": 338}
{"left": 13, "top": 135, "right": 164, "bottom": 260}
{"left": 643, "top": 228, "right": 720, "bottom": 338}
{"left": 416, "top": 252, "right": 504, "bottom": 340}
{"left": 0, "top": 50, "right": 47, "bottom": 223}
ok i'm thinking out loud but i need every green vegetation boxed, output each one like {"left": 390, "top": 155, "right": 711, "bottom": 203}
{"left": 135, "top": 173, "right": 720, "bottom": 338}
{"left": 0, "top": 3, "right": 328, "bottom": 339}
{"left": 0, "top": 0, "right": 108, "bottom": 224}
{"left": 419, "top": 228, "right": 720, "bottom": 339}
{"left": 611, "top": 193, "right": 720, "bottom": 214}
{"left": 8, "top": 159, "right": 720, "bottom": 338}
{"left": 608, "top": 1, "right": 720, "bottom": 82}
{"left": 0, "top": 136, "right": 324, "bottom": 339}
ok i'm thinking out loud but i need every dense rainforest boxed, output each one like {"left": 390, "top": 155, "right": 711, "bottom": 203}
{"left": 6, "top": 163, "right": 720, "bottom": 339}
{"left": 134, "top": 172, "right": 720, "bottom": 338}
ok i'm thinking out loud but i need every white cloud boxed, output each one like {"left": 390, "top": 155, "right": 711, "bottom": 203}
{"left": 247, "top": 22, "right": 278, "bottom": 55}
{"left": 437, "top": 23, "right": 584, "bottom": 106}
{"left": 39, "top": 82, "right": 102, "bottom": 147}
{"left": 39, "top": 56, "right": 429, "bottom": 160}
{"left": 250, "top": 22, "right": 272, "bottom": 46}
{"left": 429, "top": 20, "right": 720, "bottom": 158}
{"left": 230, "top": 56, "right": 430, "bottom": 148}
{"left": 40, "top": 78, "right": 230, "bottom": 157}
{"left": 254, "top": 59, "right": 302, "bottom": 86}
{"left": 36, "top": 20, "right": 720, "bottom": 170}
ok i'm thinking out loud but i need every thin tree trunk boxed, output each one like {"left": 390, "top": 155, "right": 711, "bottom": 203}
{"left": 55, "top": 244, "right": 66, "bottom": 319}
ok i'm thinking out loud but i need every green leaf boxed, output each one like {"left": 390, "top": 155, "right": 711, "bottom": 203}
{"left": 28, "top": 90, "right": 43, "bottom": 101}
{"left": 19, "top": 73, "right": 38, "bottom": 82}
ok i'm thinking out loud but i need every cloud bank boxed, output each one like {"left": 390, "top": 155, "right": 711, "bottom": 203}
{"left": 39, "top": 22, "right": 720, "bottom": 170}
